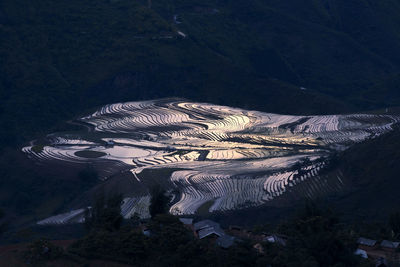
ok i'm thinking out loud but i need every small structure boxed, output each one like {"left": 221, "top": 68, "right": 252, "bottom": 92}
{"left": 194, "top": 220, "right": 221, "bottom": 232}
{"left": 357, "top": 237, "right": 377, "bottom": 250}
{"left": 198, "top": 227, "right": 224, "bottom": 239}
{"left": 354, "top": 248, "right": 368, "bottom": 259}
{"left": 177, "top": 31, "right": 187, "bottom": 38}
{"left": 141, "top": 225, "right": 151, "bottom": 237}
{"left": 265, "top": 234, "right": 287, "bottom": 246}
{"left": 380, "top": 240, "right": 400, "bottom": 252}
{"left": 194, "top": 219, "right": 235, "bottom": 248}
{"left": 143, "top": 229, "right": 151, "bottom": 237}
{"left": 375, "top": 257, "right": 388, "bottom": 267}
{"left": 179, "top": 218, "right": 193, "bottom": 225}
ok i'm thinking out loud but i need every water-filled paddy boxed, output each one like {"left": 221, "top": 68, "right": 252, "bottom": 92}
{"left": 23, "top": 99, "right": 400, "bottom": 223}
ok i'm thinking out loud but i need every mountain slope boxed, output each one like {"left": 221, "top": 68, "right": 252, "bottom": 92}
{"left": 1, "top": 0, "right": 400, "bottom": 148}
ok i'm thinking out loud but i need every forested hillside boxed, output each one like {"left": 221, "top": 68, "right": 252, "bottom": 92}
{"left": 1, "top": 0, "right": 400, "bottom": 148}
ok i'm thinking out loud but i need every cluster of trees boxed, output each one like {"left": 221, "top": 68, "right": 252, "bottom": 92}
{"left": 0, "top": 148, "right": 100, "bottom": 233}
{"left": 67, "top": 193, "right": 372, "bottom": 266}
{"left": 0, "top": 209, "right": 7, "bottom": 237}
{"left": 2, "top": 0, "right": 400, "bottom": 151}
{"left": 322, "top": 125, "right": 400, "bottom": 222}
{"left": 23, "top": 239, "right": 64, "bottom": 264}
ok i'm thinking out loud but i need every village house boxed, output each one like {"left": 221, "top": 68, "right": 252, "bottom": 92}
{"left": 356, "top": 237, "right": 400, "bottom": 265}
{"left": 380, "top": 240, "right": 400, "bottom": 253}
{"left": 182, "top": 219, "right": 236, "bottom": 248}
{"left": 357, "top": 237, "right": 378, "bottom": 251}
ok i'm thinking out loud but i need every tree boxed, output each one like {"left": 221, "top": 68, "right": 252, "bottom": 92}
{"left": 149, "top": 185, "right": 170, "bottom": 218}
{"left": 0, "top": 209, "right": 7, "bottom": 236}
{"left": 389, "top": 211, "right": 400, "bottom": 238}
{"left": 85, "top": 193, "right": 123, "bottom": 231}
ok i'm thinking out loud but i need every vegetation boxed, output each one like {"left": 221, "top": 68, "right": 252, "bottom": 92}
{"left": 23, "top": 239, "right": 64, "bottom": 264}
{"left": 1, "top": 0, "right": 400, "bottom": 150}
{"left": 0, "top": 209, "right": 7, "bottom": 237}
{"left": 149, "top": 185, "right": 170, "bottom": 218}
{"left": 325, "top": 125, "right": 400, "bottom": 221}
{"left": 66, "top": 204, "right": 373, "bottom": 266}
{"left": 84, "top": 193, "right": 123, "bottom": 232}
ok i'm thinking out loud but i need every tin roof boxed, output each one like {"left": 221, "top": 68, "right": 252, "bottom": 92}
{"left": 357, "top": 237, "right": 377, "bottom": 247}
{"left": 194, "top": 220, "right": 220, "bottom": 231}
{"left": 198, "top": 226, "right": 224, "bottom": 239}
{"left": 380, "top": 240, "right": 400, "bottom": 249}
{"left": 354, "top": 249, "right": 368, "bottom": 259}
{"left": 179, "top": 218, "right": 193, "bottom": 225}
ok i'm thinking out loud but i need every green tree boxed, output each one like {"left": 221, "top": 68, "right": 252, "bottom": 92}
{"left": 149, "top": 185, "right": 170, "bottom": 218}
{"left": 85, "top": 193, "right": 123, "bottom": 231}
{"left": 0, "top": 209, "right": 7, "bottom": 236}
{"left": 389, "top": 211, "right": 400, "bottom": 238}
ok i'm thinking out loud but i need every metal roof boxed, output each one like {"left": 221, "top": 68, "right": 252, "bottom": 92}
{"left": 354, "top": 249, "right": 368, "bottom": 259}
{"left": 194, "top": 220, "right": 220, "bottom": 231}
{"left": 380, "top": 240, "right": 400, "bottom": 249}
{"left": 357, "top": 237, "right": 377, "bottom": 247}
{"left": 265, "top": 235, "right": 287, "bottom": 246}
{"left": 198, "top": 226, "right": 224, "bottom": 239}
{"left": 179, "top": 218, "right": 193, "bottom": 225}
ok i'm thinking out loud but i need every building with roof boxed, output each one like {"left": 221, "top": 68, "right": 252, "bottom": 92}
{"left": 194, "top": 220, "right": 220, "bottom": 232}
{"left": 380, "top": 240, "right": 400, "bottom": 252}
{"left": 375, "top": 257, "right": 388, "bottom": 267}
{"left": 198, "top": 226, "right": 224, "bottom": 239}
{"left": 357, "top": 237, "right": 377, "bottom": 250}
{"left": 265, "top": 234, "right": 287, "bottom": 246}
{"left": 193, "top": 219, "right": 235, "bottom": 248}
{"left": 179, "top": 218, "right": 193, "bottom": 225}
{"left": 354, "top": 248, "right": 368, "bottom": 259}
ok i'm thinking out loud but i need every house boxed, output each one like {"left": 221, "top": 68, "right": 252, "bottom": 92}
{"left": 194, "top": 220, "right": 221, "bottom": 232}
{"left": 141, "top": 225, "right": 151, "bottom": 237}
{"left": 194, "top": 219, "right": 235, "bottom": 248}
{"left": 354, "top": 248, "right": 368, "bottom": 259}
{"left": 194, "top": 220, "right": 225, "bottom": 239}
{"left": 380, "top": 240, "right": 400, "bottom": 252}
{"left": 357, "top": 237, "right": 377, "bottom": 250}
{"left": 179, "top": 218, "right": 193, "bottom": 225}
{"left": 198, "top": 227, "right": 224, "bottom": 239}
{"left": 265, "top": 234, "right": 287, "bottom": 246}
{"left": 375, "top": 257, "right": 388, "bottom": 267}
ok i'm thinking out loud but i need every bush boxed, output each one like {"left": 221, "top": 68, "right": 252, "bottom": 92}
{"left": 23, "top": 239, "right": 64, "bottom": 264}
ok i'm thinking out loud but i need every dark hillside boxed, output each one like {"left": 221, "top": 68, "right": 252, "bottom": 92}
{"left": 1, "top": 0, "right": 400, "bottom": 148}
{"left": 328, "top": 124, "right": 400, "bottom": 221}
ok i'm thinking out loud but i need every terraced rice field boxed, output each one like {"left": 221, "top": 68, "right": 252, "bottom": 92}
{"left": 23, "top": 98, "right": 400, "bottom": 224}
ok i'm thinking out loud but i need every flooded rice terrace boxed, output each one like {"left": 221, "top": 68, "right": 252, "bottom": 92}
{"left": 23, "top": 98, "right": 400, "bottom": 224}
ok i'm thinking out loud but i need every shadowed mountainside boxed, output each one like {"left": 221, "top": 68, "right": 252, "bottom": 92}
{"left": 1, "top": 0, "right": 400, "bottom": 147}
